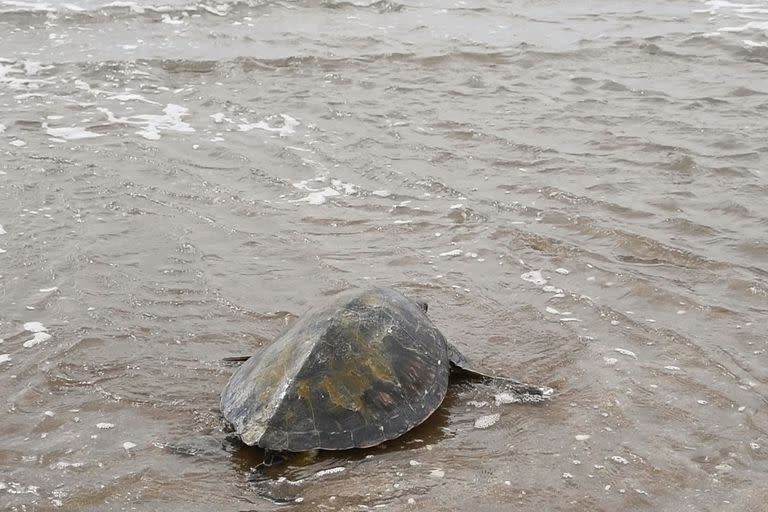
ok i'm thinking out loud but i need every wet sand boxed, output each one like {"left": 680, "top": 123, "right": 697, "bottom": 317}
{"left": 1, "top": 0, "right": 768, "bottom": 510}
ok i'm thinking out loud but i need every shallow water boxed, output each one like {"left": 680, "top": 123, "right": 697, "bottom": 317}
{"left": 1, "top": 0, "right": 767, "bottom": 510}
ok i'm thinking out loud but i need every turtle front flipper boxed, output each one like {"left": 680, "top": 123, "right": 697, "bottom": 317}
{"left": 447, "top": 343, "right": 553, "bottom": 398}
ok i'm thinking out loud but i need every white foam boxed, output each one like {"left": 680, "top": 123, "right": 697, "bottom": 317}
{"left": 24, "top": 321, "right": 47, "bottom": 332}
{"left": 276, "top": 476, "right": 305, "bottom": 486}
{"left": 44, "top": 124, "right": 103, "bottom": 140}
{"left": 292, "top": 177, "right": 357, "bottom": 205}
{"left": 110, "top": 93, "right": 159, "bottom": 104}
{"left": 9, "top": 140, "right": 26, "bottom": 147}
{"left": 122, "top": 441, "right": 137, "bottom": 450}
{"left": 24, "top": 60, "right": 48, "bottom": 75}
{"left": 0, "top": 60, "right": 54, "bottom": 90}
{"left": 39, "top": 286, "right": 58, "bottom": 292}
{"left": 429, "top": 469, "right": 445, "bottom": 478}
{"left": 210, "top": 112, "right": 229, "bottom": 123}
{"left": 521, "top": 270, "right": 547, "bottom": 285}
{"left": 0, "top": 123, "right": 5, "bottom": 133}
{"left": 161, "top": 13, "right": 185, "bottom": 24}
{"left": 50, "top": 461, "right": 84, "bottom": 470}
{"left": 238, "top": 114, "right": 298, "bottom": 137}
{"left": 575, "top": 434, "right": 591, "bottom": 441}
{"left": 134, "top": 104, "right": 194, "bottom": 140}
{"left": 610, "top": 455, "right": 629, "bottom": 465}
{"left": 719, "top": 20, "right": 768, "bottom": 32}
{"left": 0, "top": 354, "right": 10, "bottom": 364}
{"left": 23, "top": 332, "right": 51, "bottom": 348}
{"left": 372, "top": 190, "right": 390, "bottom": 197}
{"left": 709, "top": 0, "right": 768, "bottom": 15}
{"left": 98, "top": 104, "right": 194, "bottom": 140}
{"left": 555, "top": 268, "right": 570, "bottom": 274}
{"left": 200, "top": 3, "right": 227, "bottom": 15}
{"left": 331, "top": 179, "right": 355, "bottom": 195}
{"left": 5, "top": 0, "right": 84, "bottom": 12}
{"left": 75, "top": 80, "right": 160, "bottom": 105}
{"left": 0, "top": 0, "right": 55, "bottom": 12}
{"left": 0, "top": 482, "right": 39, "bottom": 495}
{"left": 494, "top": 393, "right": 520, "bottom": 405}
{"left": 23, "top": 322, "right": 50, "bottom": 347}
{"left": 96, "top": 422, "right": 115, "bottom": 429}
{"left": 439, "top": 249, "right": 463, "bottom": 257}
{"left": 297, "top": 186, "right": 339, "bottom": 205}
{"left": 104, "top": 1, "right": 144, "bottom": 12}
{"left": 614, "top": 348, "right": 637, "bottom": 359}
{"left": 315, "top": 466, "right": 345, "bottom": 477}
{"left": 474, "top": 413, "right": 500, "bottom": 429}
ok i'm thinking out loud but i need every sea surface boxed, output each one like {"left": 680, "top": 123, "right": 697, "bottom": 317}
{"left": 1, "top": 0, "right": 767, "bottom": 510}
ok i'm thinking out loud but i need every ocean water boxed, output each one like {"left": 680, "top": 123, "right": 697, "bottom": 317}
{"left": 1, "top": 0, "right": 767, "bottom": 510}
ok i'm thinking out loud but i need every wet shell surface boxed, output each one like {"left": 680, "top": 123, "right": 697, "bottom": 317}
{"left": 220, "top": 287, "right": 450, "bottom": 451}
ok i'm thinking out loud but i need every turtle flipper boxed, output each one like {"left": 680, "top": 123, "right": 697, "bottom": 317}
{"left": 247, "top": 449, "right": 287, "bottom": 480}
{"left": 223, "top": 355, "right": 251, "bottom": 363}
{"left": 447, "top": 343, "right": 553, "bottom": 398}
{"left": 246, "top": 451, "right": 297, "bottom": 505}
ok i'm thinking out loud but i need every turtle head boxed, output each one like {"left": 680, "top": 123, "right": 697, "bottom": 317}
{"left": 416, "top": 300, "right": 428, "bottom": 313}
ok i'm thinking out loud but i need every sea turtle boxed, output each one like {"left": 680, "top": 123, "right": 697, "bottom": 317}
{"left": 221, "top": 287, "right": 551, "bottom": 452}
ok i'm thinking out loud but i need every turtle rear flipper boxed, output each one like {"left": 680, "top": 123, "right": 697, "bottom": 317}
{"left": 447, "top": 343, "right": 553, "bottom": 398}
{"left": 223, "top": 355, "right": 251, "bottom": 363}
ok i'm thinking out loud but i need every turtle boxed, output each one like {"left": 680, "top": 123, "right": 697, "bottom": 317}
{"left": 220, "top": 286, "right": 551, "bottom": 453}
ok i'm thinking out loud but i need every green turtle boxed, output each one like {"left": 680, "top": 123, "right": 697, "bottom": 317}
{"left": 221, "top": 287, "right": 551, "bottom": 452}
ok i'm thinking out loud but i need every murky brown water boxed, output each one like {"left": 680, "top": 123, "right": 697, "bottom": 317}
{"left": 2, "top": 0, "right": 768, "bottom": 510}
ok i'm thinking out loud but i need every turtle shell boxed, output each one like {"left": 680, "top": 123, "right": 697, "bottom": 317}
{"left": 220, "top": 287, "right": 450, "bottom": 451}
